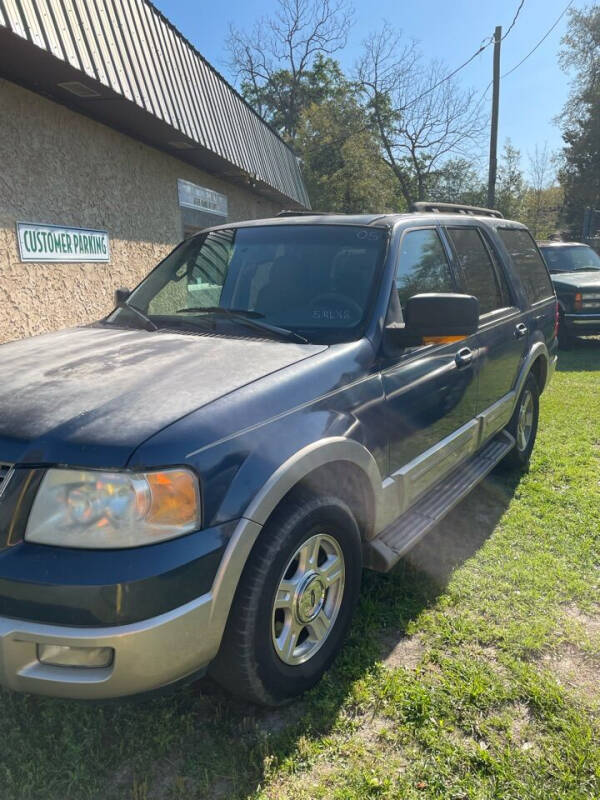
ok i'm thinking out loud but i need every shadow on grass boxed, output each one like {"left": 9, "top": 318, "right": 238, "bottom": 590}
{"left": 556, "top": 336, "right": 600, "bottom": 372}
{"left": 0, "top": 471, "right": 522, "bottom": 800}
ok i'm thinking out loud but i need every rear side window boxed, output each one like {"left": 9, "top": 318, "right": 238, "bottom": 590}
{"left": 497, "top": 228, "right": 554, "bottom": 304}
{"left": 395, "top": 229, "right": 454, "bottom": 308}
{"left": 446, "top": 227, "right": 510, "bottom": 314}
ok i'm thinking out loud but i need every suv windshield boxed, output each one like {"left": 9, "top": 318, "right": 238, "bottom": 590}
{"left": 540, "top": 245, "right": 600, "bottom": 273}
{"left": 107, "top": 224, "right": 388, "bottom": 343}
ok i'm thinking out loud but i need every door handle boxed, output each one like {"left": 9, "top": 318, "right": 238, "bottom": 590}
{"left": 515, "top": 323, "right": 528, "bottom": 339}
{"left": 455, "top": 347, "right": 473, "bottom": 368}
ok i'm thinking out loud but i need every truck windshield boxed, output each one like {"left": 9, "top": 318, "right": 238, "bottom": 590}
{"left": 540, "top": 245, "right": 600, "bottom": 273}
{"left": 107, "top": 225, "right": 388, "bottom": 343}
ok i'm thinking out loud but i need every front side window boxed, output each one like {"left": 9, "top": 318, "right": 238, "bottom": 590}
{"left": 395, "top": 228, "right": 454, "bottom": 308}
{"left": 108, "top": 225, "right": 388, "bottom": 343}
{"left": 446, "top": 227, "right": 510, "bottom": 314}
{"left": 498, "top": 228, "right": 554, "bottom": 304}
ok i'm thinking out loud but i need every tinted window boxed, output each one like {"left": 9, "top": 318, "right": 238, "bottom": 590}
{"left": 112, "top": 225, "right": 388, "bottom": 343}
{"left": 395, "top": 229, "right": 454, "bottom": 308}
{"left": 447, "top": 227, "right": 509, "bottom": 314}
{"left": 540, "top": 245, "right": 600, "bottom": 273}
{"left": 498, "top": 228, "right": 554, "bottom": 304}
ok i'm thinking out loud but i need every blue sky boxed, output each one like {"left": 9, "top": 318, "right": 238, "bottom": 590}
{"left": 158, "top": 0, "right": 578, "bottom": 179}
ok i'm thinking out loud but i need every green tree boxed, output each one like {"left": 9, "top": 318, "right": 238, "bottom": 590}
{"left": 297, "top": 82, "right": 400, "bottom": 213}
{"left": 558, "top": 5, "right": 600, "bottom": 237}
{"left": 428, "top": 159, "right": 486, "bottom": 206}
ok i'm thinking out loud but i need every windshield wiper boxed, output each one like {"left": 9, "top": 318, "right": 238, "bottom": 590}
{"left": 117, "top": 302, "right": 158, "bottom": 332}
{"left": 178, "top": 306, "right": 265, "bottom": 318}
{"left": 176, "top": 306, "right": 308, "bottom": 343}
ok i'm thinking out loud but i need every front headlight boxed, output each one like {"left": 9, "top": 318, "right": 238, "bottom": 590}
{"left": 25, "top": 468, "right": 200, "bottom": 548}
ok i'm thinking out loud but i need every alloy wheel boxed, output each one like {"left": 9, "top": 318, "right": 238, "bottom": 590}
{"left": 516, "top": 389, "right": 534, "bottom": 452}
{"left": 271, "top": 533, "right": 345, "bottom": 666}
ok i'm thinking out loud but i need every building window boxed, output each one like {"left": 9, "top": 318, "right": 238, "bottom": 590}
{"left": 177, "top": 179, "right": 228, "bottom": 238}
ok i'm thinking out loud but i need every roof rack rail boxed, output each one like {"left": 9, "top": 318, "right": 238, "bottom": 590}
{"left": 276, "top": 210, "right": 333, "bottom": 217}
{"left": 410, "top": 202, "right": 503, "bottom": 219}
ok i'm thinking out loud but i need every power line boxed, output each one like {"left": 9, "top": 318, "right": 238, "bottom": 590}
{"left": 501, "top": 0, "right": 575, "bottom": 78}
{"left": 400, "top": 36, "right": 494, "bottom": 111}
{"left": 502, "top": 0, "right": 526, "bottom": 40}
{"left": 474, "top": 0, "right": 574, "bottom": 112}
{"left": 400, "top": 0, "right": 527, "bottom": 112}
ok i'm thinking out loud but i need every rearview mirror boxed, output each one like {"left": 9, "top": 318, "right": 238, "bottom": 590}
{"left": 386, "top": 293, "right": 479, "bottom": 346}
{"left": 115, "top": 287, "right": 131, "bottom": 306}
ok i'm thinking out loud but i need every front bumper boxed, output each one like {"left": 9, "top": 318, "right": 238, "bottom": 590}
{"left": 0, "top": 517, "right": 264, "bottom": 698}
{"left": 0, "top": 592, "right": 214, "bottom": 698}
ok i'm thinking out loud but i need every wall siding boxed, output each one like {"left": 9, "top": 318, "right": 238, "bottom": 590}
{"left": 0, "top": 79, "right": 281, "bottom": 343}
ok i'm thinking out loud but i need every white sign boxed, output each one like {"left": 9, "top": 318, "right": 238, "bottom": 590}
{"left": 177, "top": 179, "right": 228, "bottom": 217}
{"left": 17, "top": 222, "right": 110, "bottom": 263}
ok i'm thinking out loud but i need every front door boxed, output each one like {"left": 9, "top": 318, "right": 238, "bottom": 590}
{"left": 381, "top": 227, "right": 480, "bottom": 510}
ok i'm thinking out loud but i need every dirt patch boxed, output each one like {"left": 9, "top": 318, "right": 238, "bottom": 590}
{"left": 507, "top": 702, "right": 538, "bottom": 753}
{"left": 565, "top": 603, "right": 600, "bottom": 638}
{"left": 257, "top": 703, "right": 305, "bottom": 736}
{"left": 541, "top": 645, "right": 600, "bottom": 707}
{"left": 354, "top": 713, "right": 393, "bottom": 747}
{"left": 381, "top": 634, "right": 426, "bottom": 670}
{"left": 261, "top": 758, "right": 338, "bottom": 800}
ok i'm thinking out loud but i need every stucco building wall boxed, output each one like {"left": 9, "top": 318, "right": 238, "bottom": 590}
{"left": 0, "top": 79, "right": 282, "bottom": 344}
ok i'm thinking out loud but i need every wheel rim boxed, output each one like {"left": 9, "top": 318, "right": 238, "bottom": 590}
{"left": 516, "top": 389, "right": 534, "bottom": 452}
{"left": 271, "top": 532, "right": 345, "bottom": 666}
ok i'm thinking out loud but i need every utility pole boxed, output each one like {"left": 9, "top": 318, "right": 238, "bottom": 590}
{"left": 487, "top": 25, "right": 502, "bottom": 209}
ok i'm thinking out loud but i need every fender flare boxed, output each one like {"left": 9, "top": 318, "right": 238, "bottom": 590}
{"left": 244, "top": 436, "right": 385, "bottom": 529}
{"left": 204, "top": 437, "right": 385, "bottom": 651}
{"left": 514, "top": 340, "right": 550, "bottom": 399}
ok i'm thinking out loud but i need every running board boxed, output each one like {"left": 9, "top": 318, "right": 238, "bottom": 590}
{"left": 365, "top": 430, "right": 515, "bottom": 572}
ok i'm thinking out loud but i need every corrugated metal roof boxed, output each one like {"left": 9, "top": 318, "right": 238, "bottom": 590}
{"left": 0, "top": 0, "right": 310, "bottom": 207}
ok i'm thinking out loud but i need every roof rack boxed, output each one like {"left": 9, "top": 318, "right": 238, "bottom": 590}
{"left": 410, "top": 202, "right": 503, "bottom": 219}
{"left": 276, "top": 210, "right": 333, "bottom": 217}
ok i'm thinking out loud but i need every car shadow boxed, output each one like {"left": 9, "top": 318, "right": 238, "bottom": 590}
{"left": 557, "top": 336, "right": 600, "bottom": 371}
{"left": 167, "top": 469, "right": 523, "bottom": 799}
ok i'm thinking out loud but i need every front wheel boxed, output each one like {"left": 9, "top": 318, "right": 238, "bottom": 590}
{"left": 211, "top": 492, "right": 362, "bottom": 706}
{"left": 502, "top": 373, "right": 540, "bottom": 469}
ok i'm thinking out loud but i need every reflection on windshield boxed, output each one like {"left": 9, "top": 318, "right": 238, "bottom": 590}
{"left": 108, "top": 225, "right": 388, "bottom": 343}
{"left": 541, "top": 245, "right": 600, "bottom": 272}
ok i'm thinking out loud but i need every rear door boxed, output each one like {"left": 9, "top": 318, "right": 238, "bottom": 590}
{"left": 496, "top": 228, "right": 557, "bottom": 358}
{"left": 443, "top": 224, "right": 526, "bottom": 441}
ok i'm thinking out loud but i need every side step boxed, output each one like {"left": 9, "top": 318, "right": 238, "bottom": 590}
{"left": 365, "top": 430, "right": 515, "bottom": 572}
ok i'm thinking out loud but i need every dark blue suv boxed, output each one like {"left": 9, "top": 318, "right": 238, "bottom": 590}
{"left": 0, "top": 203, "right": 558, "bottom": 704}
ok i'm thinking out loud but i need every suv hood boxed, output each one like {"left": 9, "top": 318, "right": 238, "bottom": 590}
{"left": 0, "top": 326, "right": 325, "bottom": 466}
{"left": 551, "top": 271, "right": 600, "bottom": 290}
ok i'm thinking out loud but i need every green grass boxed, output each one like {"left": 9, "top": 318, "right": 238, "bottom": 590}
{"left": 1, "top": 340, "right": 599, "bottom": 800}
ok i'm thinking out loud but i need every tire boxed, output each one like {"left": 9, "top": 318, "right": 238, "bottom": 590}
{"left": 210, "top": 492, "right": 362, "bottom": 706}
{"left": 502, "top": 373, "right": 540, "bottom": 470}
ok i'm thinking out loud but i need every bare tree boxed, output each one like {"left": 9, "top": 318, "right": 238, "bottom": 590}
{"left": 227, "top": 0, "right": 354, "bottom": 141}
{"left": 527, "top": 143, "right": 552, "bottom": 236}
{"left": 357, "top": 26, "right": 485, "bottom": 205}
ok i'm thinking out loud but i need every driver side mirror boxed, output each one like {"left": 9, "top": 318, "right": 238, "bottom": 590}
{"left": 386, "top": 293, "right": 479, "bottom": 347}
{"left": 114, "top": 287, "right": 131, "bottom": 306}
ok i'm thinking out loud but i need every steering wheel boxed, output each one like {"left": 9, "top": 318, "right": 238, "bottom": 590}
{"left": 309, "top": 293, "right": 363, "bottom": 323}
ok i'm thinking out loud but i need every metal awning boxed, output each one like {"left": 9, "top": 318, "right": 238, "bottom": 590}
{"left": 0, "top": 0, "right": 310, "bottom": 208}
